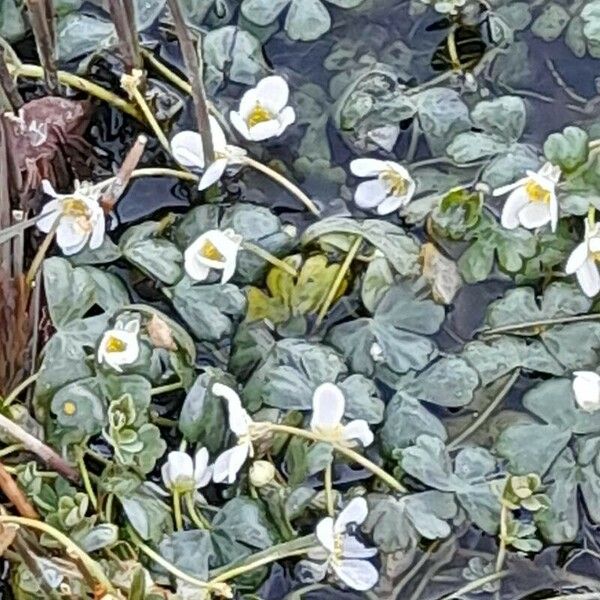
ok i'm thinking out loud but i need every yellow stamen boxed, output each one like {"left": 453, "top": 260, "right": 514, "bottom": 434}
{"left": 332, "top": 533, "right": 344, "bottom": 564}
{"left": 199, "top": 240, "right": 224, "bottom": 261}
{"left": 379, "top": 169, "right": 408, "bottom": 197}
{"left": 61, "top": 198, "right": 90, "bottom": 217}
{"left": 246, "top": 102, "right": 273, "bottom": 128}
{"left": 524, "top": 180, "right": 551, "bottom": 204}
{"left": 105, "top": 336, "right": 127, "bottom": 353}
{"left": 63, "top": 401, "right": 77, "bottom": 416}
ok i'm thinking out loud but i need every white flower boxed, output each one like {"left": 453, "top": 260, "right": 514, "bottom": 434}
{"left": 369, "top": 342, "right": 384, "bottom": 363}
{"left": 565, "top": 219, "right": 600, "bottom": 297}
{"left": 161, "top": 448, "right": 212, "bottom": 494}
{"left": 37, "top": 180, "right": 105, "bottom": 255}
{"left": 184, "top": 228, "right": 243, "bottom": 283}
{"left": 170, "top": 116, "right": 246, "bottom": 190}
{"left": 97, "top": 318, "right": 140, "bottom": 372}
{"left": 493, "top": 162, "right": 561, "bottom": 232}
{"left": 310, "top": 383, "right": 373, "bottom": 447}
{"left": 572, "top": 371, "right": 600, "bottom": 413}
{"left": 305, "top": 497, "right": 378, "bottom": 591}
{"left": 249, "top": 460, "right": 276, "bottom": 488}
{"left": 350, "top": 158, "right": 416, "bottom": 215}
{"left": 230, "top": 76, "right": 296, "bottom": 142}
{"left": 212, "top": 383, "right": 259, "bottom": 484}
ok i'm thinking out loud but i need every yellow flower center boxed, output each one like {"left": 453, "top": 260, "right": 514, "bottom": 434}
{"left": 379, "top": 169, "right": 408, "bottom": 197}
{"left": 332, "top": 533, "right": 344, "bottom": 564}
{"left": 524, "top": 180, "right": 551, "bottom": 204}
{"left": 63, "top": 401, "right": 77, "bottom": 416}
{"left": 105, "top": 336, "right": 127, "bottom": 353}
{"left": 62, "top": 198, "right": 90, "bottom": 217}
{"left": 246, "top": 102, "right": 273, "bottom": 128}
{"left": 199, "top": 240, "right": 224, "bottom": 261}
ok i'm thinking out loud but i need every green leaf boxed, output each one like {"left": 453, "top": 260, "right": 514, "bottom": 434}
{"left": 401, "top": 435, "right": 456, "bottom": 491}
{"left": 531, "top": 2, "right": 570, "bottom": 41}
{"left": 241, "top": 0, "right": 289, "bottom": 25}
{"left": 328, "top": 283, "right": 444, "bottom": 376}
{"left": 119, "top": 486, "right": 172, "bottom": 542}
{"left": 471, "top": 96, "right": 526, "bottom": 142}
{"left": 50, "top": 378, "right": 105, "bottom": 437}
{"left": 169, "top": 276, "right": 246, "bottom": 342}
{"left": 80, "top": 267, "right": 129, "bottom": 312}
{"left": 56, "top": 12, "right": 114, "bottom": 62}
{"left": 285, "top": 0, "right": 331, "bottom": 41}
{"left": 159, "top": 530, "right": 213, "bottom": 579}
{"left": 544, "top": 126, "right": 589, "bottom": 172}
{"left": 78, "top": 523, "right": 118, "bottom": 553}
{"left": 446, "top": 132, "right": 507, "bottom": 163}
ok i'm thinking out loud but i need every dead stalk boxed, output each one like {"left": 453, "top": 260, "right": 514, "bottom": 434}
{"left": 25, "top": 0, "right": 58, "bottom": 93}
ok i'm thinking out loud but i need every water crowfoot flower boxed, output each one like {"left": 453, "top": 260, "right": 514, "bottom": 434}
{"left": 97, "top": 317, "right": 140, "bottom": 372}
{"left": 565, "top": 218, "right": 600, "bottom": 297}
{"left": 350, "top": 158, "right": 416, "bottom": 215}
{"left": 230, "top": 76, "right": 296, "bottom": 142}
{"left": 36, "top": 179, "right": 105, "bottom": 255}
{"left": 212, "top": 383, "right": 265, "bottom": 484}
{"left": 493, "top": 162, "right": 561, "bottom": 232}
{"left": 171, "top": 116, "right": 246, "bottom": 190}
{"left": 161, "top": 448, "right": 212, "bottom": 495}
{"left": 184, "top": 229, "right": 243, "bottom": 283}
{"left": 310, "top": 383, "right": 374, "bottom": 447}
{"left": 303, "top": 497, "right": 378, "bottom": 591}
{"left": 572, "top": 371, "right": 600, "bottom": 413}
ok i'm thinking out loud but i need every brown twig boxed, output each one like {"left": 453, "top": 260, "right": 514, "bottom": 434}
{"left": 100, "top": 134, "right": 147, "bottom": 213}
{"left": 107, "top": 0, "right": 144, "bottom": 73}
{"left": 0, "top": 48, "right": 23, "bottom": 111}
{"left": 25, "top": 0, "right": 58, "bottom": 93}
{"left": 0, "top": 413, "right": 79, "bottom": 482}
{"left": 0, "top": 461, "right": 38, "bottom": 519}
{"left": 166, "top": 0, "right": 215, "bottom": 163}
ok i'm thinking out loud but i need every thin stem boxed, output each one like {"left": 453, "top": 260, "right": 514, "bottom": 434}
{"left": 99, "top": 167, "right": 199, "bottom": 190}
{"left": 241, "top": 156, "right": 320, "bottom": 216}
{"left": 142, "top": 48, "right": 191, "bottom": 94}
{"left": 121, "top": 71, "right": 171, "bottom": 153}
{"left": 128, "top": 526, "right": 231, "bottom": 596}
{"left": 0, "top": 444, "right": 24, "bottom": 458}
{"left": 0, "top": 461, "right": 38, "bottom": 518}
{"left": 172, "top": 490, "right": 183, "bottom": 531}
{"left": 495, "top": 503, "right": 508, "bottom": 574}
{"left": 75, "top": 447, "right": 97, "bottom": 510}
{"left": 108, "top": 0, "right": 143, "bottom": 72}
{"left": 315, "top": 235, "right": 362, "bottom": 328}
{"left": 104, "top": 493, "right": 114, "bottom": 522}
{"left": 209, "top": 535, "right": 317, "bottom": 583}
{"left": 479, "top": 312, "right": 600, "bottom": 337}
{"left": 184, "top": 492, "right": 211, "bottom": 529}
{"left": 11, "top": 64, "right": 143, "bottom": 121}
{"left": 25, "top": 218, "right": 59, "bottom": 287}
{"left": 2, "top": 371, "right": 40, "bottom": 407}
{"left": 447, "top": 370, "right": 520, "bottom": 451}
{"left": 440, "top": 570, "right": 509, "bottom": 599}
{"left": 262, "top": 423, "right": 406, "bottom": 493}
{"left": 543, "top": 595, "right": 600, "bottom": 600}
{"left": 25, "top": 0, "right": 58, "bottom": 93}
{"left": 150, "top": 380, "right": 184, "bottom": 397}
{"left": 324, "top": 463, "right": 334, "bottom": 517}
{"left": 241, "top": 241, "right": 298, "bottom": 277}
{"left": 0, "top": 516, "right": 116, "bottom": 594}
{"left": 589, "top": 206, "right": 596, "bottom": 228}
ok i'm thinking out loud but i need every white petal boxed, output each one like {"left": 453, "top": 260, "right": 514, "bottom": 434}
{"left": 248, "top": 119, "right": 284, "bottom": 142}
{"left": 209, "top": 115, "right": 227, "bottom": 151}
{"left": 256, "top": 75, "right": 290, "bottom": 114}
{"left": 386, "top": 161, "right": 412, "bottom": 181}
{"left": 342, "top": 420, "right": 374, "bottom": 447}
{"left": 518, "top": 201, "right": 551, "bottom": 229}
{"left": 315, "top": 517, "right": 335, "bottom": 553}
{"left": 56, "top": 224, "right": 87, "bottom": 255}
{"left": 590, "top": 236, "right": 600, "bottom": 254}
{"left": 161, "top": 461, "right": 173, "bottom": 489}
{"left": 277, "top": 106, "right": 296, "bottom": 134}
{"left": 212, "top": 383, "right": 251, "bottom": 436}
{"left": 238, "top": 88, "right": 261, "bottom": 121}
{"left": 212, "top": 444, "right": 249, "bottom": 484}
{"left": 500, "top": 187, "right": 529, "bottom": 229}
{"left": 89, "top": 211, "right": 106, "bottom": 250}
{"left": 184, "top": 258, "right": 210, "bottom": 282}
{"left": 335, "top": 497, "right": 368, "bottom": 532}
{"left": 566, "top": 242, "right": 589, "bottom": 274}
{"left": 310, "top": 383, "right": 345, "bottom": 430}
{"left": 171, "top": 130, "right": 205, "bottom": 169}
{"left": 36, "top": 199, "right": 61, "bottom": 232}
{"left": 376, "top": 193, "right": 404, "bottom": 215}
{"left": 350, "top": 158, "right": 387, "bottom": 178}
{"left": 334, "top": 559, "right": 379, "bottom": 591}
{"left": 549, "top": 192, "right": 559, "bottom": 232}
{"left": 230, "top": 110, "right": 251, "bottom": 140}
{"left": 342, "top": 535, "right": 378, "bottom": 559}
{"left": 573, "top": 371, "right": 600, "bottom": 412}
{"left": 166, "top": 451, "right": 193, "bottom": 486}
{"left": 198, "top": 157, "right": 228, "bottom": 190}
{"left": 492, "top": 177, "right": 529, "bottom": 197}
{"left": 577, "top": 259, "right": 600, "bottom": 297}
{"left": 354, "top": 179, "right": 388, "bottom": 210}
{"left": 41, "top": 179, "right": 58, "bottom": 197}
{"left": 194, "top": 448, "right": 211, "bottom": 488}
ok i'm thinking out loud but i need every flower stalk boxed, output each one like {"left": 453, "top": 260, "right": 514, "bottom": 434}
{"left": 241, "top": 241, "right": 298, "bottom": 277}
{"left": 173, "top": 489, "right": 183, "bottom": 530}
{"left": 75, "top": 446, "right": 97, "bottom": 510}
{"left": 185, "top": 492, "right": 211, "bottom": 530}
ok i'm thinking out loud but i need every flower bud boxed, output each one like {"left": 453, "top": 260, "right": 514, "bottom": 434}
{"left": 249, "top": 460, "right": 276, "bottom": 488}
{"left": 573, "top": 371, "right": 600, "bottom": 412}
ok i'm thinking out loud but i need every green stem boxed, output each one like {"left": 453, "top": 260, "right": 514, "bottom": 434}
{"left": 2, "top": 372, "right": 40, "bottom": 407}
{"left": 25, "top": 218, "right": 60, "bottom": 287}
{"left": 261, "top": 423, "right": 406, "bottom": 493}
{"left": 440, "top": 570, "right": 509, "bottom": 600}
{"left": 0, "top": 443, "right": 24, "bottom": 458}
{"left": 589, "top": 205, "right": 596, "bottom": 227}
{"left": 242, "top": 241, "right": 298, "bottom": 277}
{"left": 315, "top": 235, "right": 362, "bottom": 328}
{"left": 495, "top": 503, "right": 508, "bottom": 573}
{"left": 447, "top": 370, "right": 520, "bottom": 451}
{"left": 173, "top": 490, "right": 183, "bottom": 531}
{"left": 185, "top": 492, "right": 211, "bottom": 530}
{"left": 97, "top": 167, "right": 199, "bottom": 190}
{"left": 104, "top": 493, "right": 114, "bottom": 522}
{"left": 150, "top": 380, "right": 184, "bottom": 397}
{"left": 209, "top": 535, "right": 317, "bottom": 583}
{"left": 479, "top": 312, "right": 600, "bottom": 337}
{"left": 241, "top": 156, "right": 320, "bottom": 216}
{"left": 324, "top": 462, "right": 334, "bottom": 517}
{"left": 76, "top": 447, "right": 97, "bottom": 510}
{"left": 0, "top": 516, "right": 116, "bottom": 594}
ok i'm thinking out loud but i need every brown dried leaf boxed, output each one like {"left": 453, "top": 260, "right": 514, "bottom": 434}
{"left": 147, "top": 314, "right": 177, "bottom": 351}
{"left": 0, "top": 523, "right": 19, "bottom": 555}
{"left": 421, "top": 243, "right": 462, "bottom": 305}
